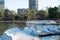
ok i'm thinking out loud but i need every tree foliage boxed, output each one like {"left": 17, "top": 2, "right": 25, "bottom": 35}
{"left": 48, "top": 7, "right": 60, "bottom": 19}
{"left": 0, "top": 6, "right": 60, "bottom": 21}
{"left": 3, "top": 9, "right": 17, "bottom": 21}
{"left": 36, "top": 10, "right": 49, "bottom": 20}
{"left": 39, "top": 10, "right": 48, "bottom": 18}
{"left": 20, "top": 9, "right": 35, "bottom": 20}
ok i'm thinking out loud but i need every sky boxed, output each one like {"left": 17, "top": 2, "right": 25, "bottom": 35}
{"left": 5, "top": 0, "right": 60, "bottom": 11}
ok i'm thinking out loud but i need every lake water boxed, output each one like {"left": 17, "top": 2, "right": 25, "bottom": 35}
{"left": 0, "top": 22, "right": 25, "bottom": 35}
{"left": 0, "top": 21, "right": 60, "bottom": 40}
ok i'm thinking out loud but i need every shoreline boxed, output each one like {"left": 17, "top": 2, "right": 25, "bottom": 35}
{"left": 0, "top": 21, "right": 26, "bottom": 23}
{"left": 0, "top": 21, "right": 60, "bottom": 25}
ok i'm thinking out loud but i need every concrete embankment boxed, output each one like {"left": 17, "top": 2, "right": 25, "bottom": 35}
{"left": 0, "top": 21, "right": 26, "bottom": 23}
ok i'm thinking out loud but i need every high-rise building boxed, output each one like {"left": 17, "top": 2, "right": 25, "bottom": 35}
{"left": 29, "top": 0, "right": 38, "bottom": 10}
{"left": 0, "top": 0, "right": 4, "bottom": 9}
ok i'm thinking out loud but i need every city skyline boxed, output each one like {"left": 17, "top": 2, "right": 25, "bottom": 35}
{"left": 5, "top": 0, "right": 60, "bottom": 11}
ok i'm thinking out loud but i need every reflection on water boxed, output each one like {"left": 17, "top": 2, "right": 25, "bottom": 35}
{"left": 0, "top": 22, "right": 25, "bottom": 35}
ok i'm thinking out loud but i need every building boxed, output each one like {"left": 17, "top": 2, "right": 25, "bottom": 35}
{"left": 17, "top": 9, "right": 27, "bottom": 15}
{"left": 29, "top": 0, "right": 38, "bottom": 10}
{"left": 0, "top": 0, "right": 4, "bottom": 9}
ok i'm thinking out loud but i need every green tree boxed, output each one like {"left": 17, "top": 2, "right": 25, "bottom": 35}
{"left": 4, "top": 9, "right": 17, "bottom": 21}
{"left": 20, "top": 9, "right": 35, "bottom": 20}
{"left": 57, "top": 5, "right": 60, "bottom": 19}
{"left": 4, "top": 9, "right": 9, "bottom": 17}
{"left": 25, "top": 10, "right": 35, "bottom": 20}
{"left": 8, "top": 10, "right": 17, "bottom": 20}
{"left": 36, "top": 10, "right": 48, "bottom": 20}
{"left": 0, "top": 9, "right": 4, "bottom": 21}
{"left": 48, "top": 7, "right": 58, "bottom": 19}
{"left": 0, "top": 10, "right": 4, "bottom": 17}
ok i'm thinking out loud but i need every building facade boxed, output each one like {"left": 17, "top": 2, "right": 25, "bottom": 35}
{"left": 29, "top": 0, "right": 38, "bottom": 10}
{"left": 17, "top": 9, "right": 26, "bottom": 15}
{"left": 0, "top": 0, "right": 4, "bottom": 9}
